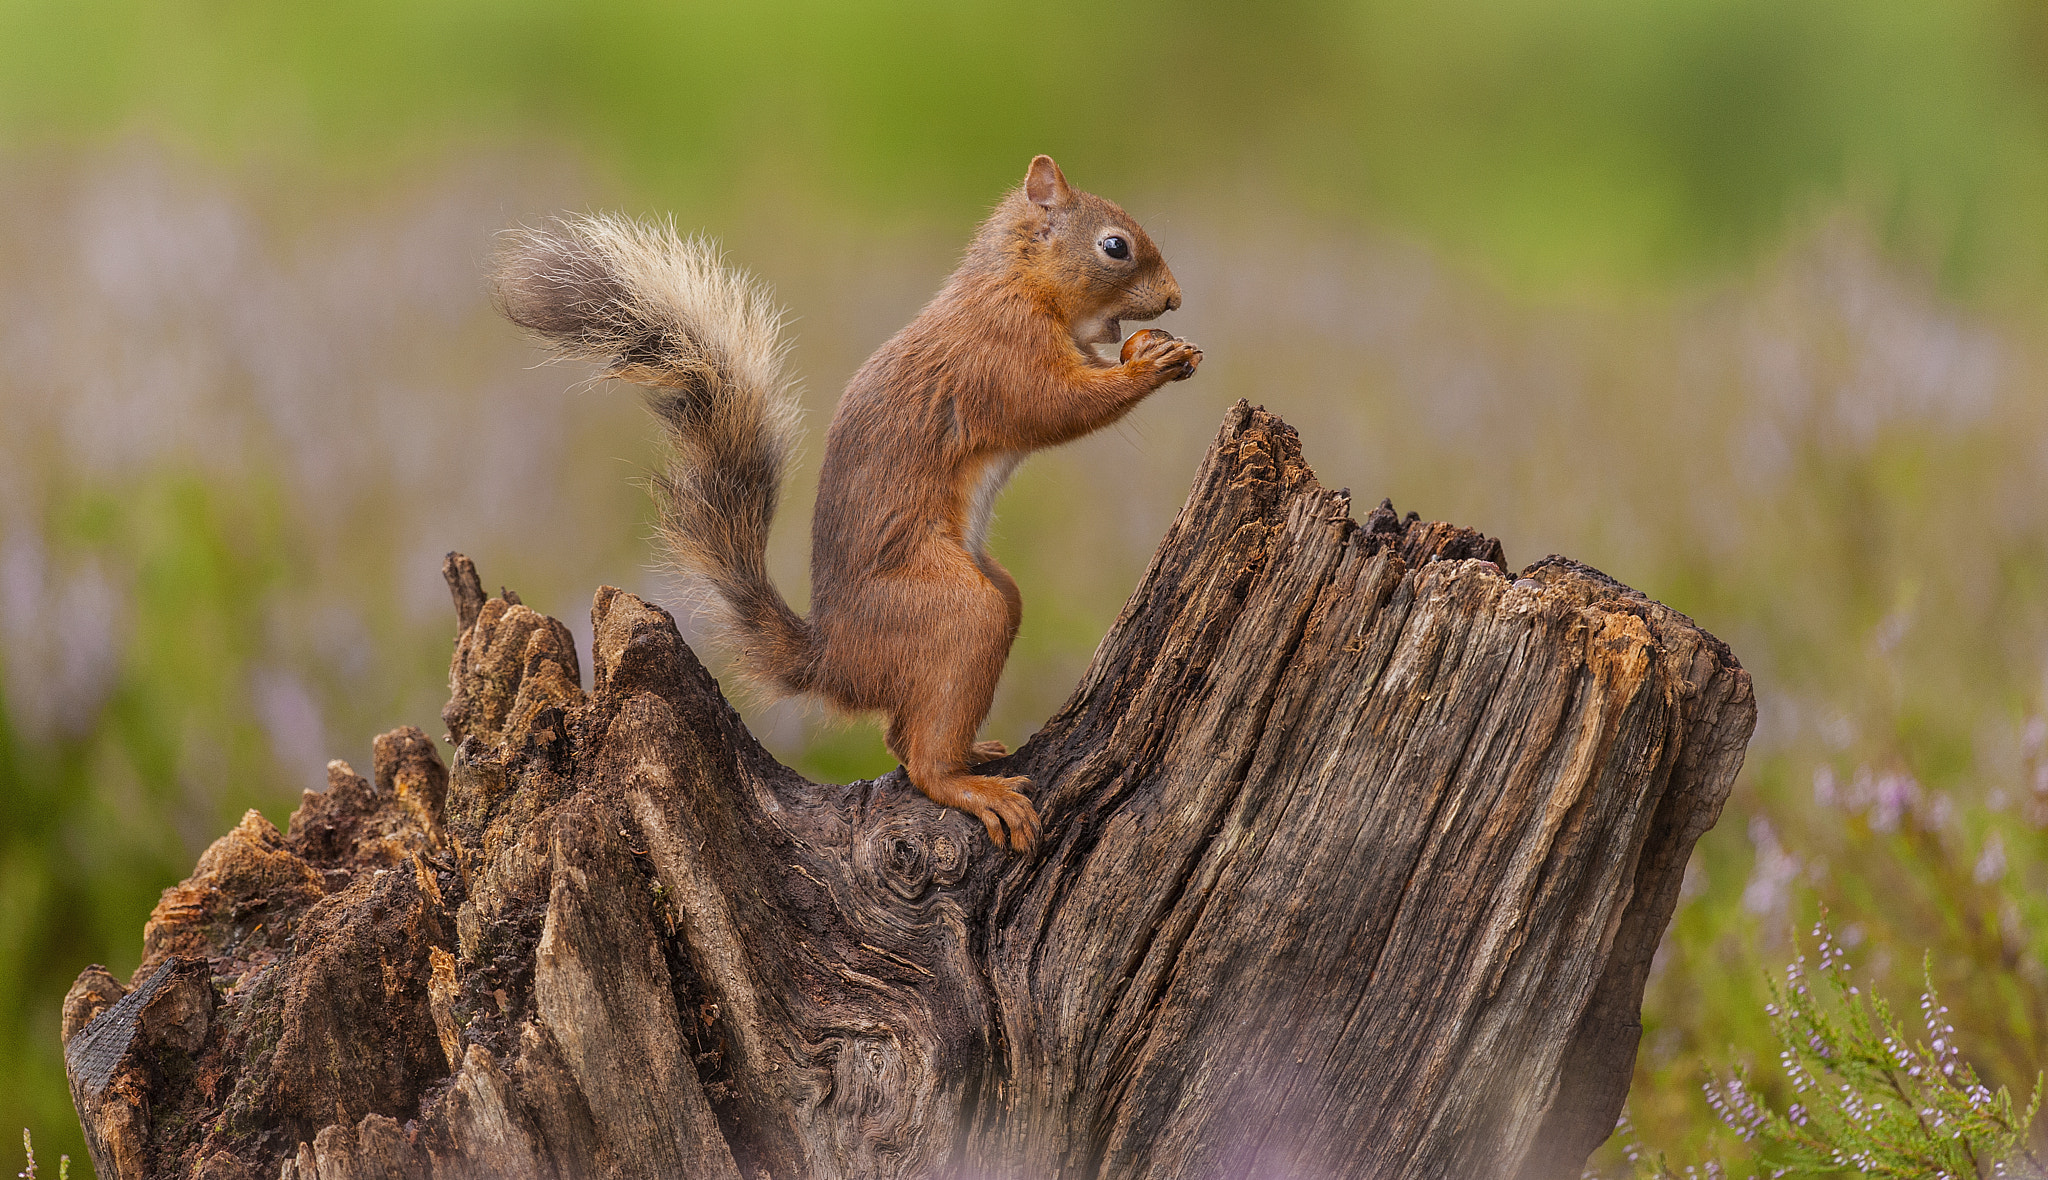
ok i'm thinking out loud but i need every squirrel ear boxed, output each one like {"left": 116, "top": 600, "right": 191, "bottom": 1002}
{"left": 1025, "top": 155, "right": 1072, "bottom": 209}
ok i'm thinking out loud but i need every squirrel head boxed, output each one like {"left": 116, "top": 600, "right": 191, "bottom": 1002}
{"left": 1013, "top": 155, "right": 1182, "bottom": 349}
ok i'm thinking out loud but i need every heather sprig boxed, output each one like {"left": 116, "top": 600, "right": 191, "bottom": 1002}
{"left": 17, "top": 1130, "right": 68, "bottom": 1180}
{"left": 1614, "top": 925, "right": 2044, "bottom": 1179}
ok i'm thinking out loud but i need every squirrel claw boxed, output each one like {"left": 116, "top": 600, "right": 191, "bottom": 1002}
{"left": 988, "top": 799, "right": 1040, "bottom": 854}
{"left": 919, "top": 770, "right": 1039, "bottom": 854}
{"left": 969, "top": 739, "right": 1010, "bottom": 764}
{"left": 957, "top": 774, "right": 1039, "bottom": 854}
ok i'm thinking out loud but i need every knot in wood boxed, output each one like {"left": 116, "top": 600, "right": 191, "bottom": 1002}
{"left": 857, "top": 819, "right": 968, "bottom": 902}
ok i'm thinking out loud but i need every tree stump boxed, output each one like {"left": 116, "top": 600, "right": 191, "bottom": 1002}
{"left": 63, "top": 403, "right": 1754, "bottom": 1180}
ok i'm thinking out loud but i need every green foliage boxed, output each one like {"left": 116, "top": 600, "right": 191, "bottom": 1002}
{"left": 0, "top": 474, "right": 306, "bottom": 1173}
{"left": 1621, "top": 654, "right": 2048, "bottom": 1168}
{"left": 0, "top": 0, "right": 2045, "bottom": 295}
{"left": 1621, "top": 933, "right": 2045, "bottom": 1178}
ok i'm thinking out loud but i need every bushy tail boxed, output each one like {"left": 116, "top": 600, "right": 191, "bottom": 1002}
{"left": 493, "top": 214, "right": 816, "bottom": 695}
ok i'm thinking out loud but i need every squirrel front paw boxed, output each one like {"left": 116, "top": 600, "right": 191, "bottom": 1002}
{"left": 1121, "top": 328, "right": 1203, "bottom": 383}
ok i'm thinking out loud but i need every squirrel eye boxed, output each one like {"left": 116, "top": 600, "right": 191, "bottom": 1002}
{"left": 1100, "top": 234, "right": 1130, "bottom": 261}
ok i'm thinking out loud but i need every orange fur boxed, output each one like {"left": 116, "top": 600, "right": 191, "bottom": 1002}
{"left": 497, "top": 156, "right": 1201, "bottom": 853}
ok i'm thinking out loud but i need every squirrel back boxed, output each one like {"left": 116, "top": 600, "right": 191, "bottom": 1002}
{"left": 492, "top": 216, "right": 817, "bottom": 694}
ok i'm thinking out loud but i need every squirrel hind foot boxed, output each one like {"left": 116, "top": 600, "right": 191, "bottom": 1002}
{"left": 916, "top": 771, "right": 1039, "bottom": 854}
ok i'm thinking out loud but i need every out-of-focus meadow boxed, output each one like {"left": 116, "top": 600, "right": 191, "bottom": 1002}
{"left": 4, "top": 1, "right": 2047, "bottom": 1172}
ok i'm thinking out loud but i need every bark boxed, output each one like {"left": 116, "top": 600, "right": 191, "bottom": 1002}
{"left": 64, "top": 402, "right": 1754, "bottom": 1180}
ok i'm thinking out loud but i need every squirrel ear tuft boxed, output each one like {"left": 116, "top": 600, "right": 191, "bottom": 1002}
{"left": 1025, "top": 155, "right": 1072, "bottom": 209}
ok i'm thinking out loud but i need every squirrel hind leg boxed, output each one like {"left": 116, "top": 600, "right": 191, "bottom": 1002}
{"left": 893, "top": 701, "right": 1037, "bottom": 854}
{"left": 845, "top": 566, "right": 1034, "bottom": 849}
{"left": 881, "top": 719, "right": 1005, "bottom": 771}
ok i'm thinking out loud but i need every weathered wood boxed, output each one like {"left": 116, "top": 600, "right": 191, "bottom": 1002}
{"left": 64, "top": 402, "right": 1753, "bottom": 1179}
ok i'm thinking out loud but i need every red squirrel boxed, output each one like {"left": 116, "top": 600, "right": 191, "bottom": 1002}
{"left": 494, "top": 155, "right": 1200, "bottom": 853}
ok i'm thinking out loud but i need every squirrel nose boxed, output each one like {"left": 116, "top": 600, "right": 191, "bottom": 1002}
{"left": 1165, "top": 290, "right": 1182, "bottom": 313}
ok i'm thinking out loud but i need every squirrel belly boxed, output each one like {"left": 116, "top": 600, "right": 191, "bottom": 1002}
{"left": 495, "top": 155, "right": 1202, "bottom": 854}
{"left": 965, "top": 451, "right": 1025, "bottom": 558}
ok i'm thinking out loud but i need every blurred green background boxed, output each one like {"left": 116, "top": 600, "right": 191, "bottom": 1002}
{"left": 3, "top": 0, "right": 2047, "bottom": 1173}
